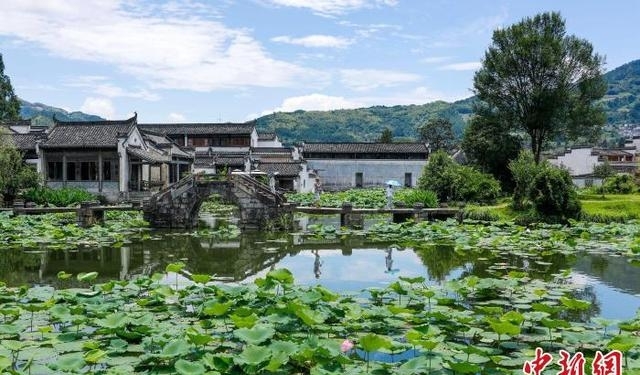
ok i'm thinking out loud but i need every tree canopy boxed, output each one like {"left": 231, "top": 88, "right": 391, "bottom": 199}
{"left": 0, "top": 53, "right": 20, "bottom": 122}
{"left": 473, "top": 12, "right": 606, "bottom": 164}
{"left": 418, "top": 118, "right": 455, "bottom": 152}
{"left": 462, "top": 106, "right": 522, "bottom": 190}
{"left": 377, "top": 127, "right": 393, "bottom": 143}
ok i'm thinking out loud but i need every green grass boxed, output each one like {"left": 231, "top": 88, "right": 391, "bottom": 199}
{"left": 464, "top": 193, "right": 640, "bottom": 223}
{"left": 579, "top": 193, "right": 640, "bottom": 222}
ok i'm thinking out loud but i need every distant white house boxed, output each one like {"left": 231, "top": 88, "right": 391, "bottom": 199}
{"left": 547, "top": 145, "right": 637, "bottom": 187}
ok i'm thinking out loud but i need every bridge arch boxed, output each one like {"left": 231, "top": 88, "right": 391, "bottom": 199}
{"left": 142, "top": 173, "right": 290, "bottom": 230}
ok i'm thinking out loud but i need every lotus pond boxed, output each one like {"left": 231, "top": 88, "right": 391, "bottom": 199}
{"left": 1, "top": 211, "right": 640, "bottom": 374}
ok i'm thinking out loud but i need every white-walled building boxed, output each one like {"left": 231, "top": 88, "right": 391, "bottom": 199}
{"left": 299, "top": 142, "right": 429, "bottom": 191}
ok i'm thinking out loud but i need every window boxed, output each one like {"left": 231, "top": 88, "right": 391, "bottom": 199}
{"left": 230, "top": 137, "right": 250, "bottom": 146}
{"left": 67, "top": 162, "right": 77, "bottom": 181}
{"left": 47, "top": 162, "right": 63, "bottom": 180}
{"left": 103, "top": 161, "right": 111, "bottom": 181}
{"left": 188, "top": 137, "right": 208, "bottom": 147}
{"left": 80, "top": 162, "right": 98, "bottom": 180}
{"left": 404, "top": 173, "right": 412, "bottom": 187}
{"left": 355, "top": 172, "right": 363, "bottom": 188}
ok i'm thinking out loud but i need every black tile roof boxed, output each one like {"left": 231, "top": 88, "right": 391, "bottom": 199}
{"left": 139, "top": 121, "right": 255, "bottom": 136}
{"left": 41, "top": 115, "right": 137, "bottom": 149}
{"left": 256, "top": 162, "right": 301, "bottom": 177}
{"left": 195, "top": 157, "right": 246, "bottom": 168}
{"left": 302, "top": 142, "right": 428, "bottom": 154}
{"left": 127, "top": 147, "right": 168, "bottom": 164}
{"left": 11, "top": 133, "right": 42, "bottom": 151}
{"left": 0, "top": 119, "right": 31, "bottom": 128}
{"left": 258, "top": 132, "right": 276, "bottom": 140}
{"left": 251, "top": 147, "right": 292, "bottom": 154}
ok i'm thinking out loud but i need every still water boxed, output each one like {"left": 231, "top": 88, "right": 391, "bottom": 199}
{"left": 1, "top": 214, "right": 639, "bottom": 321}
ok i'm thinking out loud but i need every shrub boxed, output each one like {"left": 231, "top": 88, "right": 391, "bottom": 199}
{"left": 602, "top": 173, "right": 636, "bottom": 194}
{"left": 22, "top": 186, "right": 96, "bottom": 207}
{"left": 453, "top": 166, "right": 501, "bottom": 203}
{"left": 508, "top": 150, "right": 542, "bottom": 210}
{"left": 0, "top": 146, "right": 40, "bottom": 204}
{"left": 418, "top": 150, "right": 501, "bottom": 204}
{"left": 529, "top": 165, "right": 581, "bottom": 222}
{"left": 394, "top": 189, "right": 438, "bottom": 208}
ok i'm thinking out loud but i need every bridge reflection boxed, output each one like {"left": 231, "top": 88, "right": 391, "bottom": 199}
{"left": 3, "top": 232, "right": 640, "bottom": 306}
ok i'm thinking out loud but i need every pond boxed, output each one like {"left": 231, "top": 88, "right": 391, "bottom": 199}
{"left": 1, "top": 213, "right": 639, "bottom": 321}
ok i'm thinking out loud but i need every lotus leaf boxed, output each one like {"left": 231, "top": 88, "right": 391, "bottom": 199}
{"left": 359, "top": 333, "right": 392, "bottom": 353}
{"left": 235, "top": 345, "right": 271, "bottom": 366}
{"left": 165, "top": 262, "right": 186, "bottom": 273}
{"left": 96, "top": 312, "right": 129, "bottom": 330}
{"left": 161, "top": 339, "right": 191, "bottom": 357}
{"left": 234, "top": 324, "right": 275, "bottom": 345}
{"left": 49, "top": 353, "right": 85, "bottom": 372}
{"left": 175, "top": 359, "right": 206, "bottom": 375}
{"left": 77, "top": 272, "right": 99, "bottom": 282}
{"left": 607, "top": 334, "right": 639, "bottom": 352}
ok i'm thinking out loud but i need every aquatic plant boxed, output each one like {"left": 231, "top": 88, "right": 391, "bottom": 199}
{"left": 0, "top": 267, "right": 637, "bottom": 374}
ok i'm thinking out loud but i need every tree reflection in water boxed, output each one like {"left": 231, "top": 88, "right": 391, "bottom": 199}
{"left": 0, "top": 230, "right": 636, "bottom": 322}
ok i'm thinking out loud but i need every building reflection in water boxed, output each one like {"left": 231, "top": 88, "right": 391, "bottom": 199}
{"left": 1, "top": 228, "right": 640, "bottom": 321}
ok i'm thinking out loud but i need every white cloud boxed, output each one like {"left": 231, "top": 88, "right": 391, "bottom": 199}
{"left": 168, "top": 112, "right": 187, "bottom": 122}
{"left": 438, "top": 62, "right": 482, "bottom": 71}
{"left": 338, "top": 21, "right": 402, "bottom": 38}
{"left": 0, "top": 2, "right": 324, "bottom": 92}
{"left": 67, "top": 76, "right": 161, "bottom": 101}
{"left": 80, "top": 97, "right": 115, "bottom": 119}
{"left": 271, "top": 35, "right": 352, "bottom": 48}
{"left": 264, "top": 0, "right": 398, "bottom": 16}
{"left": 263, "top": 93, "right": 365, "bottom": 114}
{"left": 340, "top": 69, "right": 421, "bottom": 91}
{"left": 427, "top": 11, "right": 509, "bottom": 49}
{"left": 421, "top": 56, "right": 451, "bottom": 64}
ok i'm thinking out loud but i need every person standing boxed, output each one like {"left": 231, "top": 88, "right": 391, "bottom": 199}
{"left": 386, "top": 184, "right": 394, "bottom": 209}
{"left": 313, "top": 178, "right": 322, "bottom": 206}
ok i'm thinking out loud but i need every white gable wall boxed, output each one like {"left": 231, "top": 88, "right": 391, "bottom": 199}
{"left": 547, "top": 147, "right": 599, "bottom": 176}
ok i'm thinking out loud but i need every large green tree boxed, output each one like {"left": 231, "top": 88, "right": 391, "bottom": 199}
{"left": 0, "top": 144, "right": 39, "bottom": 204}
{"left": 418, "top": 118, "right": 455, "bottom": 152}
{"left": 473, "top": 12, "right": 606, "bottom": 164}
{"left": 462, "top": 105, "right": 522, "bottom": 190}
{"left": 0, "top": 53, "right": 20, "bottom": 122}
{"left": 0, "top": 53, "right": 38, "bottom": 204}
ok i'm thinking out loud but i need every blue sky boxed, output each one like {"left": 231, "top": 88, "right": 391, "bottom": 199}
{"left": 0, "top": 1, "right": 638, "bottom": 123}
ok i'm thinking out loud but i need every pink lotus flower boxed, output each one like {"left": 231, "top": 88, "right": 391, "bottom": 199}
{"left": 341, "top": 339, "right": 354, "bottom": 352}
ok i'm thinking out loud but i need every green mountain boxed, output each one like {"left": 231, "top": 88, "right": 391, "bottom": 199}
{"left": 19, "top": 99, "right": 104, "bottom": 126}
{"left": 257, "top": 59, "right": 640, "bottom": 143}
{"left": 602, "top": 59, "right": 640, "bottom": 125}
{"left": 256, "top": 98, "right": 476, "bottom": 144}
{"left": 16, "top": 59, "right": 640, "bottom": 142}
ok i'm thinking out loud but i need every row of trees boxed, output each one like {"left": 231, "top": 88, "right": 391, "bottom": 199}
{"left": 0, "top": 53, "right": 39, "bottom": 204}
{"left": 417, "top": 12, "right": 608, "bottom": 221}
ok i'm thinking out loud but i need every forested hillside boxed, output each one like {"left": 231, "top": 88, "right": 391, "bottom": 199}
{"left": 255, "top": 98, "right": 475, "bottom": 144}
{"left": 19, "top": 99, "right": 103, "bottom": 126}
{"left": 16, "top": 59, "right": 640, "bottom": 143}
{"left": 602, "top": 59, "right": 640, "bottom": 125}
{"left": 256, "top": 59, "right": 640, "bottom": 144}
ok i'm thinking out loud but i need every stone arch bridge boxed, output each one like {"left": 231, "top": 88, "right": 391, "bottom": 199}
{"left": 142, "top": 173, "right": 291, "bottom": 230}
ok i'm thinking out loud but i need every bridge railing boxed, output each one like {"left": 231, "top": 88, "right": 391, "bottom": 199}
{"left": 232, "top": 173, "right": 285, "bottom": 206}
{"left": 145, "top": 173, "right": 196, "bottom": 204}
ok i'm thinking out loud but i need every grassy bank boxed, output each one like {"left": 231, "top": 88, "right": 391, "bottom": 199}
{"left": 463, "top": 193, "right": 640, "bottom": 223}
